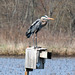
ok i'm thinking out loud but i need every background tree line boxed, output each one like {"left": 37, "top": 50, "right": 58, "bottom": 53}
{"left": 0, "top": 0, "right": 75, "bottom": 48}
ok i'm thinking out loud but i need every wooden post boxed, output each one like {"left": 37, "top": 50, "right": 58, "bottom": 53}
{"left": 25, "top": 69, "right": 29, "bottom": 75}
{"left": 25, "top": 47, "right": 52, "bottom": 75}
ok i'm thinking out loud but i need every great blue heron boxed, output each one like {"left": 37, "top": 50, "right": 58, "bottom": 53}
{"left": 26, "top": 15, "right": 54, "bottom": 47}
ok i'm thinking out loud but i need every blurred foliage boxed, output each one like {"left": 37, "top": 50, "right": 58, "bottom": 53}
{"left": 0, "top": 0, "right": 75, "bottom": 44}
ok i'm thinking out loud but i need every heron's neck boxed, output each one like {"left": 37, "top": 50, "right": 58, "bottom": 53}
{"left": 41, "top": 21, "right": 47, "bottom": 26}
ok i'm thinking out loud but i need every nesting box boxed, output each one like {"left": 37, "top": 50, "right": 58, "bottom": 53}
{"left": 25, "top": 46, "right": 51, "bottom": 70}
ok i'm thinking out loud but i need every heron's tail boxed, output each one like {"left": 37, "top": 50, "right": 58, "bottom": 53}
{"left": 26, "top": 29, "right": 31, "bottom": 38}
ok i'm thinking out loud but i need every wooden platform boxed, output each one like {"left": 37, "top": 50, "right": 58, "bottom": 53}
{"left": 25, "top": 46, "right": 52, "bottom": 75}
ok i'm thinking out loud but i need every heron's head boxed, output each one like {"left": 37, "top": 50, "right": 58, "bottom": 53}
{"left": 40, "top": 15, "right": 54, "bottom": 22}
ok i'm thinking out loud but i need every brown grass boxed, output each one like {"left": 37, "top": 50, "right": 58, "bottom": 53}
{"left": 0, "top": 0, "right": 75, "bottom": 56}
{"left": 0, "top": 41, "right": 26, "bottom": 56}
{"left": 0, "top": 30, "right": 75, "bottom": 56}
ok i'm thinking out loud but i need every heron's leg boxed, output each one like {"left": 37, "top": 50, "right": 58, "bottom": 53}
{"left": 35, "top": 33, "right": 37, "bottom": 48}
{"left": 32, "top": 34, "right": 34, "bottom": 47}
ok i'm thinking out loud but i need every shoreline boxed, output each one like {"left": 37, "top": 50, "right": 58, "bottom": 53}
{"left": 0, "top": 45, "right": 75, "bottom": 57}
{"left": 0, "top": 52, "right": 75, "bottom": 57}
{"left": 0, "top": 54, "right": 25, "bottom": 59}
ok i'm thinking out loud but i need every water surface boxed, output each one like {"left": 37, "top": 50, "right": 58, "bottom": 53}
{"left": 0, "top": 57, "right": 25, "bottom": 75}
{"left": 0, "top": 57, "right": 75, "bottom": 75}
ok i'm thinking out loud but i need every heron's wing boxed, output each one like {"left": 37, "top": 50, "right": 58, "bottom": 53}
{"left": 29, "top": 19, "right": 40, "bottom": 32}
{"left": 31, "top": 19, "right": 40, "bottom": 26}
{"left": 26, "top": 19, "right": 40, "bottom": 38}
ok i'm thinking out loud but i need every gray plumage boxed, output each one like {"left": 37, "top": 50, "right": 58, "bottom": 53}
{"left": 26, "top": 15, "right": 54, "bottom": 38}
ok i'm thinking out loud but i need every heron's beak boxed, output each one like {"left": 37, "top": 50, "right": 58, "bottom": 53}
{"left": 47, "top": 17, "right": 54, "bottom": 20}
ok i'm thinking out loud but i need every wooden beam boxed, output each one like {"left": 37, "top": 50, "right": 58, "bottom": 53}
{"left": 25, "top": 69, "right": 29, "bottom": 75}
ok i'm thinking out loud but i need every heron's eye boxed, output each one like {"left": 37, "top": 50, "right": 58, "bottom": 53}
{"left": 43, "top": 18, "right": 46, "bottom": 20}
